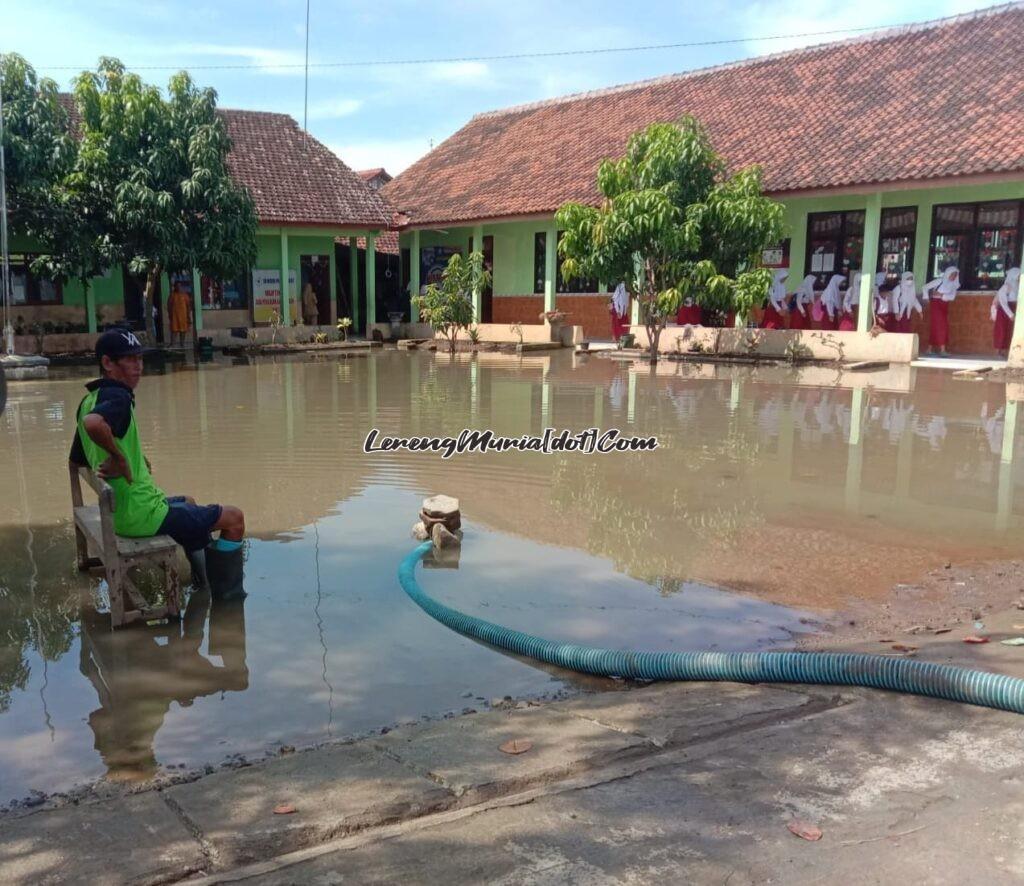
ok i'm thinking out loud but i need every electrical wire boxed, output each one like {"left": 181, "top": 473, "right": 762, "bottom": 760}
{"left": 39, "top": 22, "right": 909, "bottom": 72}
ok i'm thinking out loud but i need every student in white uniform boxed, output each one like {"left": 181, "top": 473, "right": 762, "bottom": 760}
{"left": 840, "top": 271, "right": 861, "bottom": 331}
{"left": 819, "top": 274, "right": 845, "bottom": 330}
{"left": 922, "top": 267, "right": 961, "bottom": 355}
{"left": 991, "top": 267, "right": 1019, "bottom": 355}
{"left": 893, "top": 271, "right": 922, "bottom": 334}
{"left": 789, "top": 274, "right": 816, "bottom": 330}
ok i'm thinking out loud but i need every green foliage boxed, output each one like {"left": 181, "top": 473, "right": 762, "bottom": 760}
{"left": 70, "top": 59, "right": 258, "bottom": 338}
{"left": 0, "top": 54, "right": 74, "bottom": 236}
{"left": 556, "top": 116, "right": 783, "bottom": 359}
{"left": 412, "top": 251, "right": 490, "bottom": 354}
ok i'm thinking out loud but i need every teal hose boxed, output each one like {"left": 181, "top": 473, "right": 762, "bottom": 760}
{"left": 400, "top": 541, "right": 1024, "bottom": 715}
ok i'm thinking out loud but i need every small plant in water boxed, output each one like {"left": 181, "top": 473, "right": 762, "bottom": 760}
{"left": 510, "top": 321, "right": 524, "bottom": 344}
{"left": 268, "top": 310, "right": 283, "bottom": 345}
{"left": 337, "top": 316, "right": 352, "bottom": 341}
{"left": 313, "top": 332, "right": 329, "bottom": 344}
{"left": 468, "top": 326, "right": 480, "bottom": 344}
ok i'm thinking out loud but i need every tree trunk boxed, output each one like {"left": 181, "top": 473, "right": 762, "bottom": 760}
{"left": 144, "top": 265, "right": 161, "bottom": 343}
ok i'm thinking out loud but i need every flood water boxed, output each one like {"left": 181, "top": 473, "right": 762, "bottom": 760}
{"left": 1, "top": 350, "right": 1022, "bottom": 804}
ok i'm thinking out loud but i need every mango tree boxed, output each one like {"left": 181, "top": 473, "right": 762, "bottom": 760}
{"left": 412, "top": 251, "right": 490, "bottom": 354}
{"left": 72, "top": 59, "right": 257, "bottom": 340}
{"left": 556, "top": 116, "right": 784, "bottom": 361}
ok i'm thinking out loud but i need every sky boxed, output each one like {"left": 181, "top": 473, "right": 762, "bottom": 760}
{"left": 3, "top": 0, "right": 990, "bottom": 176}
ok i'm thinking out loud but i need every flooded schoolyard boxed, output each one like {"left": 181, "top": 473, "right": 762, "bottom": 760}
{"left": 0, "top": 350, "right": 1021, "bottom": 805}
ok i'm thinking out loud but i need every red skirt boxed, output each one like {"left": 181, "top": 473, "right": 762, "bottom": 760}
{"left": 838, "top": 311, "right": 856, "bottom": 332}
{"left": 676, "top": 304, "right": 702, "bottom": 325}
{"left": 788, "top": 309, "right": 807, "bottom": 330}
{"left": 610, "top": 310, "right": 630, "bottom": 341}
{"left": 761, "top": 305, "right": 785, "bottom": 329}
{"left": 994, "top": 307, "right": 1014, "bottom": 351}
{"left": 929, "top": 297, "right": 949, "bottom": 348}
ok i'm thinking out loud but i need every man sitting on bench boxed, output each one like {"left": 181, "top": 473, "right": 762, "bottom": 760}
{"left": 69, "top": 329, "right": 246, "bottom": 598}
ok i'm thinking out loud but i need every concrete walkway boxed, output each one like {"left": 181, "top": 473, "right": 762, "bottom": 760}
{"left": 4, "top": 615, "right": 1024, "bottom": 886}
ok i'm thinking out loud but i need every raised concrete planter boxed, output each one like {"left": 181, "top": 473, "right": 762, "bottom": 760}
{"left": 13, "top": 333, "right": 100, "bottom": 356}
{"left": 436, "top": 322, "right": 583, "bottom": 346}
{"left": 630, "top": 325, "right": 920, "bottom": 364}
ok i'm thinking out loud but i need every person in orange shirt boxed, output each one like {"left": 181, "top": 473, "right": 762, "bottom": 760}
{"left": 168, "top": 283, "right": 192, "bottom": 347}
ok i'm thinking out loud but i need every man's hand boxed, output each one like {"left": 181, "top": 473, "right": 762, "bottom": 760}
{"left": 98, "top": 451, "right": 133, "bottom": 484}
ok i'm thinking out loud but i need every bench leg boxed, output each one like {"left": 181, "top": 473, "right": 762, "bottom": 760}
{"left": 107, "top": 565, "right": 125, "bottom": 629}
{"left": 164, "top": 557, "right": 181, "bottom": 620}
{"left": 74, "top": 525, "right": 90, "bottom": 572}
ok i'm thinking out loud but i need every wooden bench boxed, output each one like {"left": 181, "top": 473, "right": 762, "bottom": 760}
{"left": 70, "top": 464, "right": 181, "bottom": 628}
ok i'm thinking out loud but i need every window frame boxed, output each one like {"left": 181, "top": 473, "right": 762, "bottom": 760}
{"left": 8, "top": 253, "right": 63, "bottom": 306}
{"left": 928, "top": 199, "right": 1024, "bottom": 290}
{"left": 198, "top": 269, "right": 252, "bottom": 311}
{"left": 876, "top": 206, "right": 918, "bottom": 290}
{"left": 804, "top": 210, "right": 865, "bottom": 288}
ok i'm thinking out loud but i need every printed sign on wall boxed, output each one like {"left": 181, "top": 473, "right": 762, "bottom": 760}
{"left": 252, "top": 269, "right": 297, "bottom": 323}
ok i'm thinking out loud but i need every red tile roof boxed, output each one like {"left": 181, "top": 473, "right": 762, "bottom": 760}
{"left": 221, "top": 111, "right": 392, "bottom": 227}
{"left": 57, "top": 95, "right": 391, "bottom": 228}
{"left": 384, "top": 5, "right": 1024, "bottom": 227}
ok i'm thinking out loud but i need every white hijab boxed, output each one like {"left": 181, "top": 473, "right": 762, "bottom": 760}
{"left": 895, "top": 271, "right": 919, "bottom": 318}
{"left": 844, "top": 271, "right": 862, "bottom": 310}
{"left": 928, "top": 266, "right": 961, "bottom": 300}
{"left": 770, "top": 269, "right": 789, "bottom": 310}
{"left": 612, "top": 282, "right": 629, "bottom": 318}
{"left": 1001, "top": 267, "right": 1021, "bottom": 301}
{"left": 821, "top": 274, "right": 845, "bottom": 318}
{"left": 795, "top": 274, "right": 816, "bottom": 304}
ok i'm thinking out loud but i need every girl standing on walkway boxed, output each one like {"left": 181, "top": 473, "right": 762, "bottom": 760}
{"left": 609, "top": 283, "right": 631, "bottom": 342}
{"left": 762, "top": 269, "right": 788, "bottom": 329}
{"left": 922, "top": 267, "right": 960, "bottom": 354}
{"left": 991, "top": 267, "right": 1019, "bottom": 356}
{"left": 789, "top": 275, "right": 816, "bottom": 330}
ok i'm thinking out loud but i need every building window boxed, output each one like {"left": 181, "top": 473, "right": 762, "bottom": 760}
{"left": 8, "top": 254, "right": 62, "bottom": 305}
{"left": 877, "top": 207, "right": 917, "bottom": 289}
{"left": 929, "top": 200, "right": 1023, "bottom": 290}
{"left": 199, "top": 271, "right": 251, "bottom": 310}
{"left": 533, "top": 231, "right": 598, "bottom": 294}
{"left": 804, "top": 211, "right": 864, "bottom": 287}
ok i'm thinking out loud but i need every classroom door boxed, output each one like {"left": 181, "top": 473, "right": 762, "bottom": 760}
{"left": 300, "top": 255, "right": 332, "bottom": 325}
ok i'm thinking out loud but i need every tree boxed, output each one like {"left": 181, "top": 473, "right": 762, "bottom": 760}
{"left": 71, "top": 59, "right": 258, "bottom": 340}
{"left": 0, "top": 53, "right": 74, "bottom": 237}
{"left": 556, "top": 117, "right": 784, "bottom": 361}
{"left": 412, "top": 252, "right": 490, "bottom": 354}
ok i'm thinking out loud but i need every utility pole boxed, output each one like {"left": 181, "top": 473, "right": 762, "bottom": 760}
{"left": 0, "top": 68, "right": 13, "bottom": 355}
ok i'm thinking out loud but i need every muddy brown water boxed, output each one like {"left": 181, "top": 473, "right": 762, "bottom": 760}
{"left": 0, "top": 351, "right": 1021, "bottom": 804}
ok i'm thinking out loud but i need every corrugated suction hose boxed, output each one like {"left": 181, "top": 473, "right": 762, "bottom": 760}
{"left": 400, "top": 542, "right": 1024, "bottom": 714}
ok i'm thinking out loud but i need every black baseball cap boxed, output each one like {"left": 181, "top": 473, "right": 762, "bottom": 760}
{"left": 96, "top": 328, "right": 145, "bottom": 362}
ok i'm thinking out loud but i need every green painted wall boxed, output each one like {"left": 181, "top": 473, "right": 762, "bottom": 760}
{"left": 402, "top": 180, "right": 1024, "bottom": 298}
{"left": 403, "top": 219, "right": 548, "bottom": 296}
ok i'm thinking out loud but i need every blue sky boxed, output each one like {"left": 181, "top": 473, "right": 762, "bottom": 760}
{"left": 6, "top": 0, "right": 986, "bottom": 175}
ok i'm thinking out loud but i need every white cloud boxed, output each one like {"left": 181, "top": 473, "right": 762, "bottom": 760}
{"left": 307, "top": 97, "right": 363, "bottom": 120}
{"left": 173, "top": 42, "right": 305, "bottom": 74}
{"left": 327, "top": 138, "right": 434, "bottom": 176}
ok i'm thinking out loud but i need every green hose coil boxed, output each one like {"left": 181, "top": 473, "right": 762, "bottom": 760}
{"left": 400, "top": 541, "right": 1024, "bottom": 714}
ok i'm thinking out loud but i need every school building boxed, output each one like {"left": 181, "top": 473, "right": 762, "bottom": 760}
{"left": 9, "top": 101, "right": 394, "bottom": 343}
{"left": 383, "top": 4, "right": 1024, "bottom": 357}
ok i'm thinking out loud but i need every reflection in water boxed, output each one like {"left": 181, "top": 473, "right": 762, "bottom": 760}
{"left": 79, "top": 591, "right": 248, "bottom": 781}
{"left": 0, "top": 353, "right": 1022, "bottom": 803}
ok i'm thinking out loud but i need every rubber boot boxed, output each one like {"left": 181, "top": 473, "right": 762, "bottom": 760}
{"left": 204, "top": 545, "right": 246, "bottom": 600}
{"left": 186, "top": 549, "right": 209, "bottom": 591}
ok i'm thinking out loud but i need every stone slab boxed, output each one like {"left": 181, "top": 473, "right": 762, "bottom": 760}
{"left": 166, "top": 743, "right": 452, "bottom": 867}
{"left": 244, "top": 688, "right": 1024, "bottom": 886}
{"left": 557, "top": 681, "right": 813, "bottom": 747}
{"left": 375, "top": 706, "right": 648, "bottom": 800}
{"left": 0, "top": 792, "right": 203, "bottom": 886}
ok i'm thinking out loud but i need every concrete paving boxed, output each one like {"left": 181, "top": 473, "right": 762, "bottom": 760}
{"left": 3, "top": 675, "right": 1024, "bottom": 884}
